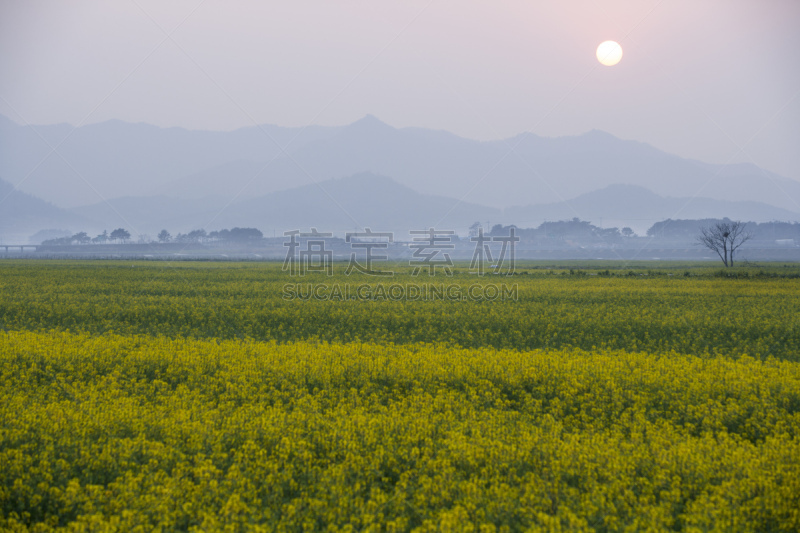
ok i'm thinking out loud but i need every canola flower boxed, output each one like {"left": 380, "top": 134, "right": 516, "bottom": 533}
{"left": 0, "top": 261, "right": 798, "bottom": 360}
{"left": 2, "top": 330, "right": 800, "bottom": 531}
{"left": 1, "top": 261, "right": 799, "bottom": 531}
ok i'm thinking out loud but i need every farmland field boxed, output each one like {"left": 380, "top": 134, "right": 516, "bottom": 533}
{"left": 1, "top": 260, "right": 800, "bottom": 531}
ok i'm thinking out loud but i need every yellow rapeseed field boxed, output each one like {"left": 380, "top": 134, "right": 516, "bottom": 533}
{"left": 1, "top": 261, "right": 799, "bottom": 531}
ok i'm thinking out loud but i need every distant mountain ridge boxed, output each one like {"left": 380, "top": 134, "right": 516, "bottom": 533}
{"left": 0, "top": 177, "right": 90, "bottom": 242}
{"left": 0, "top": 114, "right": 340, "bottom": 208}
{"left": 2, "top": 113, "right": 800, "bottom": 241}
{"left": 2, "top": 113, "right": 799, "bottom": 212}
{"left": 507, "top": 184, "right": 800, "bottom": 234}
{"left": 60, "top": 175, "right": 797, "bottom": 239}
{"left": 68, "top": 172, "right": 500, "bottom": 237}
{"left": 3, "top": 169, "right": 798, "bottom": 243}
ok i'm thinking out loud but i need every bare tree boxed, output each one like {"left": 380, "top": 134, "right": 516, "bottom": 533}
{"left": 697, "top": 220, "right": 753, "bottom": 267}
{"left": 726, "top": 222, "right": 753, "bottom": 266}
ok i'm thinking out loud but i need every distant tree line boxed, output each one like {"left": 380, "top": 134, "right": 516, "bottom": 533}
{"left": 159, "top": 227, "right": 264, "bottom": 244}
{"left": 41, "top": 227, "right": 263, "bottom": 246}
{"left": 34, "top": 219, "right": 797, "bottom": 250}
{"left": 480, "top": 218, "right": 797, "bottom": 247}
{"left": 480, "top": 218, "right": 636, "bottom": 245}
{"left": 647, "top": 219, "right": 800, "bottom": 242}
{"left": 42, "top": 228, "right": 131, "bottom": 246}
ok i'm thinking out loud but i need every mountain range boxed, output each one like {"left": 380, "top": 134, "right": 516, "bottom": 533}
{"left": 1, "top": 114, "right": 799, "bottom": 242}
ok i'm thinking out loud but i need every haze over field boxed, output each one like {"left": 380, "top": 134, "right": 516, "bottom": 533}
{"left": 4, "top": 4, "right": 800, "bottom": 528}
{"left": 0, "top": 1, "right": 798, "bottom": 242}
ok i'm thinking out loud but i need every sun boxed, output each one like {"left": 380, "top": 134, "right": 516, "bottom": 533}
{"left": 596, "top": 41, "right": 623, "bottom": 66}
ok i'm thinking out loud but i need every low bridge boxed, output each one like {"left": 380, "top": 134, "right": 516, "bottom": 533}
{"left": 1, "top": 245, "right": 39, "bottom": 253}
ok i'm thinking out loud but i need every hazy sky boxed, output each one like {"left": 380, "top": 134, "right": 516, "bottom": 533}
{"left": 1, "top": 0, "right": 799, "bottom": 179}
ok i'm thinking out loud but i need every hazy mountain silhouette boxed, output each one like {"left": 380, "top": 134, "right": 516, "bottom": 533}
{"left": 165, "top": 117, "right": 800, "bottom": 212}
{"left": 71, "top": 173, "right": 500, "bottom": 237}
{"left": 3, "top": 113, "right": 800, "bottom": 232}
{"left": 68, "top": 195, "right": 222, "bottom": 239}
{"left": 0, "top": 114, "right": 338, "bottom": 208}
{"left": 156, "top": 117, "right": 800, "bottom": 213}
{"left": 67, "top": 175, "right": 796, "bottom": 239}
{"left": 0, "top": 178, "right": 90, "bottom": 242}
{"left": 282, "top": 122, "right": 800, "bottom": 211}
{"left": 506, "top": 184, "right": 800, "bottom": 234}
{"left": 214, "top": 172, "right": 500, "bottom": 236}
{"left": 153, "top": 159, "right": 300, "bottom": 201}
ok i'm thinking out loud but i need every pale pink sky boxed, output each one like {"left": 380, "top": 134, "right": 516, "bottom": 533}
{"left": 1, "top": 0, "right": 798, "bottom": 179}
